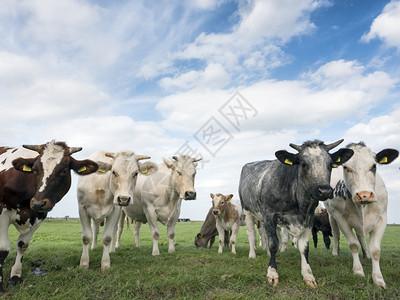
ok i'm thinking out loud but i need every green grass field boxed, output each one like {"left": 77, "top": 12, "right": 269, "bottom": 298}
{"left": 2, "top": 219, "right": 400, "bottom": 299}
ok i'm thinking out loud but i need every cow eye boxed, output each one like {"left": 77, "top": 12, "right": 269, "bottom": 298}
{"left": 59, "top": 168, "right": 68, "bottom": 176}
{"left": 112, "top": 171, "right": 118, "bottom": 177}
{"left": 177, "top": 170, "right": 182, "bottom": 176}
{"left": 370, "top": 165, "right": 376, "bottom": 172}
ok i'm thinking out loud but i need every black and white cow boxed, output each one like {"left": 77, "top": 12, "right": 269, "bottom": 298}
{"left": 326, "top": 142, "right": 398, "bottom": 288}
{"left": 0, "top": 141, "right": 98, "bottom": 293}
{"left": 239, "top": 139, "right": 354, "bottom": 287}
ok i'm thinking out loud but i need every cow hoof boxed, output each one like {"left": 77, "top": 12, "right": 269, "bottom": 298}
{"left": 267, "top": 267, "right": 279, "bottom": 286}
{"left": 9, "top": 276, "right": 23, "bottom": 286}
{"left": 354, "top": 269, "right": 365, "bottom": 277}
{"left": 80, "top": 264, "right": 89, "bottom": 270}
{"left": 305, "top": 279, "right": 318, "bottom": 288}
{"left": 101, "top": 265, "right": 110, "bottom": 272}
{"left": 373, "top": 276, "right": 386, "bottom": 289}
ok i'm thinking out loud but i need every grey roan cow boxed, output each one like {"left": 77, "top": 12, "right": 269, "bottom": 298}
{"left": 239, "top": 139, "right": 354, "bottom": 287}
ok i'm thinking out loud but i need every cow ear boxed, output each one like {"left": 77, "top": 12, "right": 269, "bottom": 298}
{"left": 226, "top": 194, "right": 233, "bottom": 202}
{"left": 330, "top": 148, "right": 354, "bottom": 167}
{"left": 210, "top": 193, "right": 215, "bottom": 199}
{"left": 197, "top": 233, "right": 203, "bottom": 239}
{"left": 376, "top": 149, "right": 399, "bottom": 164}
{"left": 12, "top": 157, "right": 37, "bottom": 173}
{"left": 275, "top": 150, "right": 299, "bottom": 166}
{"left": 163, "top": 157, "right": 175, "bottom": 170}
{"left": 70, "top": 158, "right": 99, "bottom": 175}
{"left": 139, "top": 161, "right": 158, "bottom": 175}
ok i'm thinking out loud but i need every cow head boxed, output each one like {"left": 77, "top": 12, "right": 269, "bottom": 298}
{"left": 341, "top": 142, "right": 398, "bottom": 205}
{"left": 211, "top": 193, "right": 233, "bottom": 216}
{"left": 12, "top": 141, "right": 99, "bottom": 212}
{"left": 104, "top": 151, "right": 158, "bottom": 206}
{"left": 275, "top": 139, "right": 354, "bottom": 201}
{"left": 163, "top": 155, "right": 202, "bottom": 200}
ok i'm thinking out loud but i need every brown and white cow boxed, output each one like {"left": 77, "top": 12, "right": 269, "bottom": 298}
{"left": 0, "top": 141, "right": 98, "bottom": 293}
{"left": 194, "top": 207, "right": 230, "bottom": 249}
{"left": 211, "top": 193, "right": 241, "bottom": 254}
{"left": 325, "top": 142, "right": 398, "bottom": 288}
{"left": 77, "top": 150, "right": 157, "bottom": 271}
{"left": 118, "top": 155, "right": 201, "bottom": 255}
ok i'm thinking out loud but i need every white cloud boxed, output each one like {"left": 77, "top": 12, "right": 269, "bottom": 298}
{"left": 159, "top": 63, "right": 230, "bottom": 92}
{"left": 361, "top": 0, "right": 400, "bottom": 51}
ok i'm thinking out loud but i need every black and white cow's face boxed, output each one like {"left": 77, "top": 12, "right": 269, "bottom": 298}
{"left": 12, "top": 141, "right": 98, "bottom": 212}
{"left": 342, "top": 143, "right": 398, "bottom": 205}
{"left": 163, "top": 155, "right": 202, "bottom": 200}
{"left": 276, "top": 139, "right": 354, "bottom": 201}
{"left": 105, "top": 151, "right": 157, "bottom": 206}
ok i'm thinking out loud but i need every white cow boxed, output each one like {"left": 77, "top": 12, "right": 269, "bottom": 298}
{"left": 243, "top": 209, "right": 268, "bottom": 258}
{"left": 118, "top": 155, "right": 201, "bottom": 255}
{"left": 77, "top": 151, "right": 157, "bottom": 270}
{"left": 325, "top": 142, "right": 398, "bottom": 288}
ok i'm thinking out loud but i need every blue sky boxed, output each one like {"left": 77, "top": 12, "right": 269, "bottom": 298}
{"left": 0, "top": 0, "right": 399, "bottom": 223}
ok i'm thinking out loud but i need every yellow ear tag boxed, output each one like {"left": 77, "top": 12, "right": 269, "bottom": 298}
{"left": 97, "top": 169, "right": 106, "bottom": 173}
{"left": 284, "top": 159, "right": 293, "bottom": 165}
{"left": 23, "top": 165, "right": 32, "bottom": 172}
{"left": 379, "top": 157, "right": 388, "bottom": 164}
{"left": 336, "top": 157, "right": 341, "bottom": 163}
{"left": 78, "top": 166, "right": 87, "bottom": 173}
{"left": 332, "top": 164, "right": 338, "bottom": 168}
{"left": 141, "top": 168, "right": 148, "bottom": 174}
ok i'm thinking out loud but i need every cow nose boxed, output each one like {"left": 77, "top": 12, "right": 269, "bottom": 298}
{"left": 317, "top": 185, "right": 333, "bottom": 200}
{"left": 117, "top": 196, "right": 131, "bottom": 206}
{"left": 184, "top": 191, "right": 196, "bottom": 200}
{"left": 355, "top": 191, "right": 374, "bottom": 204}
{"left": 30, "top": 198, "right": 52, "bottom": 212}
{"left": 212, "top": 210, "right": 218, "bottom": 215}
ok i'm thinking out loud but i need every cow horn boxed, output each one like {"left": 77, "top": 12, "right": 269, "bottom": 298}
{"left": 69, "top": 147, "right": 82, "bottom": 154}
{"left": 172, "top": 156, "right": 178, "bottom": 161}
{"left": 289, "top": 143, "right": 302, "bottom": 152}
{"left": 325, "top": 139, "right": 344, "bottom": 151}
{"left": 137, "top": 155, "right": 151, "bottom": 161}
{"left": 105, "top": 152, "right": 116, "bottom": 159}
{"left": 192, "top": 157, "right": 202, "bottom": 162}
{"left": 23, "top": 145, "right": 41, "bottom": 152}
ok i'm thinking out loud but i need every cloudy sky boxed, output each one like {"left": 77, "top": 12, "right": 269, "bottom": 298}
{"left": 1, "top": 0, "right": 399, "bottom": 223}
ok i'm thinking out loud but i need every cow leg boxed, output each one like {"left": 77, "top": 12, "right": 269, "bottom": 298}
{"left": 279, "top": 227, "right": 289, "bottom": 252}
{"left": 258, "top": 225, "right": 269, "bottom": 253}
{"left": 79, "top": 205, "right": 92, "bottom": 269}
{"left": 244, "top": 211, "right": 257, "bottom": 258}
{"left": 101, "top": 206, "right": 121, "bottom": 271}
{"left": 166, "top": 221, "right": 176, "bottom": 253}
{"left": 9, "top": 221, "right": 42, "bottom": 286}
{"left": 369, "top": 217, "right": 386, "bottom": 289}
{"left": 134, "top": 221, "right": 142, "bottom": 248}
{"left": 322, "top": 232, "right": 331, "bottom": 250}
{"left": 356, "top": 231, "right": 369, "bottom": 259}
{"left": 230, "top": 222, "right": 239, "bottom": 255}
{"left": 329, "top": 215, "right": 340, "bottom": 256}
{"left": 215, "top": 220, "right": 224, "bottom": 254}
{"left": 312, "top": 228, "right": 318, "bottom": 248}
{"left": 334, "top": 216, "right": 364, "bottom": 277}
{"left": 264, "top": 219, "right": 279, "bottom": 286}
{"left": 115, "top": 210, "right": 125, "bottom": 249}
{"left": 298, "top": 228, "right": 317, "bottom": 288}
{"left": 0, "top": 217, "right": 11, "bottom": 293}
{"left": 144, "top": 209, "right": 161, "bottom": 255}
{"left": 91, "top": 219, "right": 100, "bottom": 249}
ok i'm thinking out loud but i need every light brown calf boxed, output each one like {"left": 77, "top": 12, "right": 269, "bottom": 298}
{"left": 211, "top": 193, "right": 241, "bottom": 254}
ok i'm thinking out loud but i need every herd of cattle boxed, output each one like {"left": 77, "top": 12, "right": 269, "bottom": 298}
{"left": 0, "top": 139, "right": 398, "bottom": 293}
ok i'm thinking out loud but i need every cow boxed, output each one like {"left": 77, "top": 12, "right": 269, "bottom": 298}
{"left": 243, "top": 209, "right": 268, "bottom": 258}
{"left": 239, "top": 139, "right": 354, "bottom": 287}
{"left": 77, "top": 150, "right": 157, "bottom": 271}
{"left": 210, "top": 193, "right": 241, "bottom": 254}
{"left": 325, "top": 142, "right": 398, "bottom": 288}
{"left": 0, "top": 141, "right": 98, "bottom": 293}
{"left": 194, "top": 207, "right": 230, "bottom": 249}
{"left": 312, "top": 208, "right": 332, "bottom": 249}
{"left": 118, "top": 155, "right": 201, "bottom": 255}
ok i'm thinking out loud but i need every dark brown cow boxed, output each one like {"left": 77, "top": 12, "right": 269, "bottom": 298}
{"left": 0, "top": 141, "right": 98, "bottom": 293}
